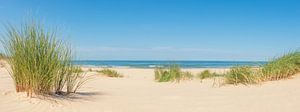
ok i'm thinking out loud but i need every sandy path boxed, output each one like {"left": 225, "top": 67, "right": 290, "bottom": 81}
{"left": 0, "top": 67, "right": 300, "bottom": 112}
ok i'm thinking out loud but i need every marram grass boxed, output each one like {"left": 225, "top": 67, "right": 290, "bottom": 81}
{"left": 224, "top": 66, "right": 261, "bottom": 85}
{"left": 223, "top": 51, "right": 300, "bottom": 85}
{"left": 66, "top": 66, "right": 89, "bottom": 94}
{"left": 181, "top": 71, "right": 194, "bottom": 80}
{"left": 0, "top": 53, "right": 5, "bottom": 67}
{"left": 196, "top": 70, "right": 221, "bottom": 82}
{"left": 154, "top": 64, "right": 193, "bottom": 82}
{"left": 262, "top": 51, "right": 300, "bottom": 81}
{"left": 0, "top": 53, "right": 8, "bottom": 60}
{"left": 1, "top": 21, "right": 87, "bottom": 97}
{"left": 98, "top": 69, "right": 123, "bottom": 78}
{"left": 0, "top": 53, "right": 4, "bottom": 59}
{"left": 72, "top": 67, "right": 84, "bottom": 73}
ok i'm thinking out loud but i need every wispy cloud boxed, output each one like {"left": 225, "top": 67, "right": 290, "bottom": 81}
{"left": 78, "top": 47, "right": 142, "bottom": 52}
{"left": 73, "top": 46, "right": 271, "bottom": 61}
{"left": 76, "top": 46, "right": 224, "bottom": 53}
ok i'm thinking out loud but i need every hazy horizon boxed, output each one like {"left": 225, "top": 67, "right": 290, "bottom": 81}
{"left": 72, "top": 59, "right": 268, "bottom": 62}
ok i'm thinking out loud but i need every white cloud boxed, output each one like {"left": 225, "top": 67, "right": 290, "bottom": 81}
{"left": 76, "top": 46, "right": 222, "bottom": 53}
{"left": 74, "top": 46, "right": 270, "bottom": 61}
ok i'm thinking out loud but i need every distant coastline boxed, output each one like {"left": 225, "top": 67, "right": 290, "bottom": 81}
{"left": 72, "top": 60, "right": 267, "bottom": 68}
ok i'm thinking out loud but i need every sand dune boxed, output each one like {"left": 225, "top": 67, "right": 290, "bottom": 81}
{"left": 1, "top": 66, "right": 300, "bottom": 112}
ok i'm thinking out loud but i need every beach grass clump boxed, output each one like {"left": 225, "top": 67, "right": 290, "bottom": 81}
{"left": 224, "top": 66, "right": 261, "bottom": 85}
{"left": 88, "top": 68, "right": 93, "bottom": 72}
{"left": 154, "top": 64, "right": 193, "bottom": 82}
{"left": 181, "top": 71, "right": 194, "bottom": 80}
{"left": 98, "top": 69, "right": 123, "bottom": 78}
{"left": 197, "top": 70, "right": 212, "bottom": 80}
{"left": 196, "top": 70, "right": 221, "bottom": 81}
{"left": 0, "top": 54, "right": 5, "bottom": 67}
{"left": 262, "top": 51, "right": 300, "bottom": 81}
{"left": 1, "top": 21, "right": 87, "bottom": 96}
{"left": 0, "top": 53, "right": 8, "bottom": 60}
{"left": 65, "top": 66, "right": 89, "bottom": 94}
{"left": 0, "top": 53, "right": 5, "bottom": 68}
{"left": 0, "top": 53, "right": 4, "bottom": 59}
{"left": 72, "top": 67, "right": 84, "bottom": 73}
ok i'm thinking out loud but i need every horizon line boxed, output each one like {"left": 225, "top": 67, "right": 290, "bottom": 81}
{"left": 72, "top": 59, "right": 268, "bottom": 62}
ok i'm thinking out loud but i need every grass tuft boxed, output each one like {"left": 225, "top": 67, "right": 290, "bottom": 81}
{"left": 154, "top": 64, "right": 193, "bottom": 82}
{"left": 262, "top": 51, "right": 300, "bottom": 81}
{"left": 223, "top": 51, "right": 300, "bottom": 85}
{"left": 65, "top": 66, "right": 89, "bottom": 94}
{"left": 196, "top": 70, "right": 221, "bottom": 82}
{"left": 1, "top": 20, "right": 87, "bottom": 97}
{"left": 224, "top": 66, "right": 261, "bottom": 85}
{"left": 0, "top": 53, "right": 8, "bottom": 60}
{"left": 98, "top": 69, "right": 123, "bottom": 78}
{"left": 88, "top": 68, "right": 93, "bottom": 72}
{"left": 72, "top": 67, "right": 84, "bottom": 73}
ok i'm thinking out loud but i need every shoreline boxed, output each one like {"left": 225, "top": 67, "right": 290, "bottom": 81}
{"left": 72, "top": 60, "right": 266, "bottom": 69}
{"left": 80, "top": 66, "right": 231, "bottom": 74}
{"left": 79, "top": 66, "right": 232, "bottom": 69}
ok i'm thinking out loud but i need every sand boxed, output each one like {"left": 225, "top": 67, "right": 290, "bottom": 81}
{"left": 0, "top": 64, "right": 300, "bottom": 112}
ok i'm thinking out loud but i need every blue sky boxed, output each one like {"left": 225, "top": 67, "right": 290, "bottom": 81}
{"left": 0, "top": 0, "right": 299, "bottom": 61}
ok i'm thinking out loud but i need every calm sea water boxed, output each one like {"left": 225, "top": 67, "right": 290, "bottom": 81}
{"left": 73, "top": 60, "right": 267, "bottom": 68}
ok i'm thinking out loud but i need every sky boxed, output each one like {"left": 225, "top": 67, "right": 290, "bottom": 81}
{"left": 0, "top": 0, "right": 299, "bottom": 61}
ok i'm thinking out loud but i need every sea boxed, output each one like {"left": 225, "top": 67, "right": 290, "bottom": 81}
{"left": 73, "top": 60, "right": 267, "bottom": 68}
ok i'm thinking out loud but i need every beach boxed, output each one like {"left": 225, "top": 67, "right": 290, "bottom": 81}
{"left": 1, "top": 64, "right": 300, "bottom": 112}
{"left": 1, "top": 0, "right": 300, "bottom": 111}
